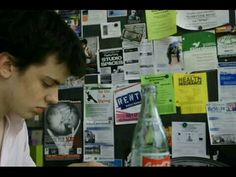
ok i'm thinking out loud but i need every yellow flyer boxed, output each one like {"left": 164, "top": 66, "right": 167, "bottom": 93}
{"left": 173, "top": 72, "right": 208, "bottom": 114}
{"left": 145, "top": 10, "right": 177, "bottom": 40}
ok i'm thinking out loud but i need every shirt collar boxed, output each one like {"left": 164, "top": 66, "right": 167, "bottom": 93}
{"left": 4, "top": 112, "right": 25, "bottom": 134}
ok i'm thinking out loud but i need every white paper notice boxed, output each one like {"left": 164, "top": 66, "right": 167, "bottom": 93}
{"left": 172, "top": 121, "right": 207, "bottom": 158}
{"left": 207, "top": 101, "right": 236, "bottom": 145}
{"left": 83, "top": 85, "right": 115, "bottom": 161}
{"left": 101, "top": 21, "right": 121, "bottom": 39}
{"left": 139, "top": 39, "right": 155, "bottom": 75}
{"left": 122, "top": 41, "right": 140, "bottom": 80}
{"left": 82, "top": 10, "right": 107, "bottom": 26}
{"left": 218, "top": 67, "right": 236, "bottom": 102}
{"left": 182, "top": 30, "right": 218, "bottom": 72}
{"left": 177, "top": 10, "right": 229, "bottom": 30}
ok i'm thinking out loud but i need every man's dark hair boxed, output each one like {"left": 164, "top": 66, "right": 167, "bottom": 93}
{"left": 0, "top": 10, "right": 86, "bottom": 77}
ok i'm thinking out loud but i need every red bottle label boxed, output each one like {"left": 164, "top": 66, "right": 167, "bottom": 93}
{"left": 142, "top": 155, "right": 171, "bottom": 167}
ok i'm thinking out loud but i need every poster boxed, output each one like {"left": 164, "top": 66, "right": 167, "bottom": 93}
{"left": 218, "top": 67, "right": 236, "bottom": 102}
{"left": 139, "top": 39, "right": 155, "bottom": 75}
{"left": 216, "top": 25, "right": 236, "bottom": 67}
{"left": 114, "top": 83, "right": 141, "bottom": 125}
{"left": 173, "top": 72, "right": 208, "bottom": 114}
{"left": 44, "top": 101, "right": 83, "bottom": 161}
{"left": 122, "top": 41, "right": 140, "bottom": 80}
{"left": 172, "top": 122, "right": 207, "bottom": 158}
{"left": 81, "top": 10, "right": 107, "bottom": 26}
{"left": 177, "top": 10, "right": 229, "bottom": 30}
{"left": 182, "top": 30, "right": 218, "bottom": 72}
{"left": 145, "top": 10, "right": 177, "bottom": 40}
{"left": 99, "top": 48, "right": 124, "bottom": 84}
{"left": 83, "top": 85, "right": 114, "bottom": 161}
{"left": 100, "top": 21, "right": 121, "bottom": 39}
{"left": 141, "top": 73, "right": 176, "bottom": 115}
{"left": 207, "top": 102, "right": 236, "bottom": 145}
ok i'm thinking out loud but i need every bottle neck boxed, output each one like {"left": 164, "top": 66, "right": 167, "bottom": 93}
{"left": 140, "top": 90, "right": 159, "bottom": 120}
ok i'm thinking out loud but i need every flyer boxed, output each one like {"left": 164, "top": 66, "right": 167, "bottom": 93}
{"left": 83, "top": 84, "right": 115, "bottom": 161}
{"left": 177, "top": 10, "right": 229, "bottom": 30}
{"left": 44, "top": 101, "right": 83, "bottom": 161}
{"left": 141, "top": 73, "right": 176, "bottom": 115}
{"left": 114, "top": 83, "right": 141, "bottom": 125}
{"left": 207, "top": 102, "right": 236, "bottom": 145}
{"left": 173, "top": 72, "right": 208, "bottom": 114}
{"left": 182, "top": 30, "right": 218, "bottom": 72}
{"left": 172, "top": 121, "right": 207, "bottom": 158}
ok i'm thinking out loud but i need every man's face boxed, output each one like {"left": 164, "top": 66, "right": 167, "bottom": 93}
{"left": 5, "top": 55, "right": 70, "bottom": 119}
{"left": 131, "top": 10, "right": 136, "bottom": 15}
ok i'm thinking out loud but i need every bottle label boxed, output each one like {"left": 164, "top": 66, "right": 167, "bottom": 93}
{"left": 141, "top": 154, "right": 171, "bottom": 167}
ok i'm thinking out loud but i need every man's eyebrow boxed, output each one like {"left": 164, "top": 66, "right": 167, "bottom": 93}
{"left": 45, "top": 76, "right": 61, "bottom": 85}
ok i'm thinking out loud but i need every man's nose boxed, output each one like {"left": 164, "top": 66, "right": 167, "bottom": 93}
{"left": 45, "top": 89, "right": 59, "bottom": 105}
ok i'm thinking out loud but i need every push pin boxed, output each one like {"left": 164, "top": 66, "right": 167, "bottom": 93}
{"left": 182, "top": 122, "right": 187, "bottom": 128}
{"left": 198, "top": 26, "right": 203, "bottom": 31}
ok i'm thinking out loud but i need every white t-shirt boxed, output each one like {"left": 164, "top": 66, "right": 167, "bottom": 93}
{"left": 0, "top": 113, "right": 35, "bottom": 166}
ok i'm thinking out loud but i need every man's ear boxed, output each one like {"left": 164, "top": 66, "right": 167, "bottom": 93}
{"left": 0, "top": 52, "right": 15, "bottom": 79}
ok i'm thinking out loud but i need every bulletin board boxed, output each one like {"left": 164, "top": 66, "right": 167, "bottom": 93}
{"left": 44, "top": 10, "right": 236, "bottom": 166}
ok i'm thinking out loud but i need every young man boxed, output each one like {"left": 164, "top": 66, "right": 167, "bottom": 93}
{"left": 0, "top": 10, "right": 103, "bottom": 166}
{"left": 127, "top": 10, "right": 141, "bottom": 24}
{"left": 80, "top": 38, "right": 97, "bottom": 74}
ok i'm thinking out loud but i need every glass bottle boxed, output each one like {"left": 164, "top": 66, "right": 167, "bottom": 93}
{"left": 130, "top": 84, "right": 171, "bottom": 167}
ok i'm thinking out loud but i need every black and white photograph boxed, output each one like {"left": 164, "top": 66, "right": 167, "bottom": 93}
{"left": 85, "top": 129, "right": 96, "bottom": 143}
{"left": 44, "top": 101, "right": 83, "bottom": 161}
{"left": 80, "top": 36, "right": 99, "bottom": 74}
{"left": 211, "top": 134, "right": 236, "bottom": 145}
{"left": 127, "top": 10, "right": 144, "bottom": 24}
{"left": 226, "top": 102, "right": 236, "bottom": 111}
{"left": 122, "top": 29, "right": 143, "bottom": 42}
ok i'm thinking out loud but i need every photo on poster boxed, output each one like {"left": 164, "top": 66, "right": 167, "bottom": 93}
{"left": 122, "top": 23, "right": 146, "bottom": 43}
{"left": 127, "top": 10, "right": 144, "bottom": 24}
{"left": 80, "top": 36, "right": 99, "bottom": 74}
{"left": 121, "top": 29, "right": 143, "bottom": 42}
{"left": 154, "top": 36, "right": 184, "bottom": 72}
{"left": 44, "top": 101, "right": 83, "bottom": 161}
